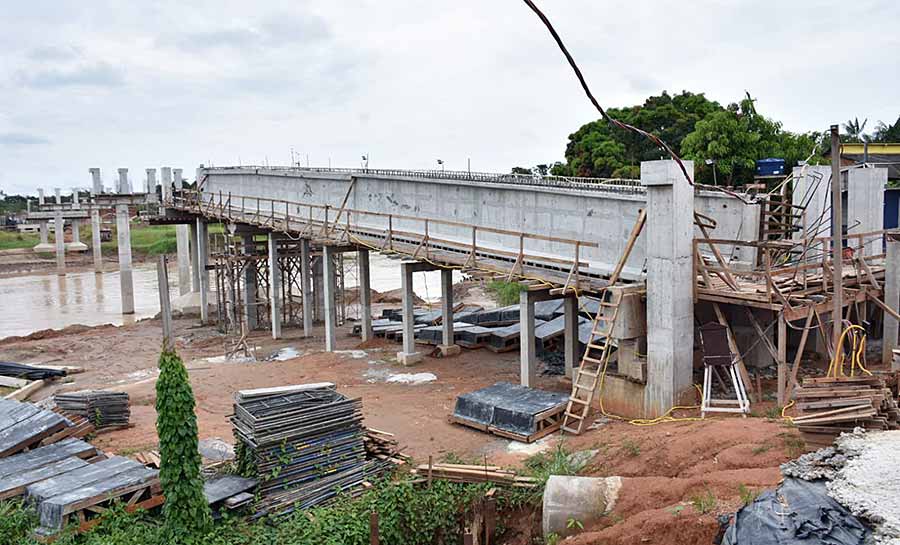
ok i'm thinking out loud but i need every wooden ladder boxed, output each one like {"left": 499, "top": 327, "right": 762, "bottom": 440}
{"left": 561, "top": 287, "right": 625, "bottom": 434}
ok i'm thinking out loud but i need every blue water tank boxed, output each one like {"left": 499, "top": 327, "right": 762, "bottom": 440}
{"left": 755, "top": 158, "right": 785, "bottom": 176}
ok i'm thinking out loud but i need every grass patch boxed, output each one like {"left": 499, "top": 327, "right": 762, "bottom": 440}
{"left": 738, "top": 484, "right": 759, "bottom": 506}
{"left": 0, "top": 230, "right": 40, "bottom": 250}
{"left": 486, "top": 280, "right": 524, "bottom": 306}
{"left": 621, "top": 439, "right": 641, "bottom": 458}
{"left": 778, "top": 432, "right": 806, "bottom": 458}
{"left": 764, "top": 406, "right": 782, "bottom": 420}
{"left": 522, "top": 443, "right": 580, "bottom": 504}
{"left": 751, "top": 443, "right": 772, "bottom": 455}
{"left": 690, "top": 488, "right": 718, "bottom": 514}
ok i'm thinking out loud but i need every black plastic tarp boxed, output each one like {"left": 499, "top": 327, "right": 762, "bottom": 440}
{"left": 722, "top": 477, "right": 870, "bottom": 545}
{"left": 0, "top": 362, "right": 66, "bottom": 381}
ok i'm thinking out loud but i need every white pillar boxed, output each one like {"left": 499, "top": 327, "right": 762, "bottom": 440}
{"left": 71, "top": 188, "right": 80, "bottom": 209}
{"left": 116, "top": 204, "right": 135, "bottom": 314}
{"left": 190, "top": 222, "right": 200, "bottom": 293}
{"left": 176, "top": 226, "right": 192, "bottom": 295}
{"left": 268, "top": 233, "right": 282, "bottom": 339}
{"left": 54, "top": 210, "right": 65, "bottom": 276}
{"left": 145, "top": 168, "right": 157, "bottom": 195}
{"left": 397, "top": 262, "right": 422, "bottom": 365}
{"left": 884, "top": 233, "right": 900, "bottom": 368}
{"left": 38, "top": 188, "right": 45, "bottom": 205}
{"left": 54, "top": 188, "right": 61, "bottom": 204}
{"left": 520, "top": 290, "right": 537, "bottom": 387}
{"left": 69, "top": 219, "right": 84, "bottom": 250}
{"left": 34, "top": 220, "right": 53, "bottom": 253}
{"left": 323, "top": 246, "right": 338, "bottom": 351}
{"left": 439, "top": 268, "right": 460, "bottom": 357}
{"left": 563, "top": 296, "right": 579, "bottom": 379}
{"left": 91, "top": 210, "right": 102, "bottom": 273}
{"left": 197, "top": 219, "right": 209, "bottom": 323}
{"left": 117, "top": 168, "right": 130, "bottom": 194}
{"left": 642, "top": 160, "right": 695, "bottom": 417}
{"left": 160, "top": 167, "right": 173, "bottom": 204}
{"left": 89, "top": 168, "right": 102, "bottom": 196}
{"left": 242, "top": 235, "right": 258, "bottom": 330}
{"left": 358, "top": 249, "right": 373, "bottom": 342}
{"left": 301, "top": 239, "right": 313, "bottom": 337}
{"left": 172, "top": 168, "right": 183, "bottom": 188}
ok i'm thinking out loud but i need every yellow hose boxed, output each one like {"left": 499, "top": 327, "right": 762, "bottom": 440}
{"left": 826, "top": 324, "right": 872, "bottom": 379}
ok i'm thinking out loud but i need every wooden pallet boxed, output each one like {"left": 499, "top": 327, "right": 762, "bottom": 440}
{"left": 450, "top": 403, "right": 565, "bottom": 444}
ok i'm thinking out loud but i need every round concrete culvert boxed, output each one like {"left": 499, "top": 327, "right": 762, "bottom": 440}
{"left": 542, "top": 475, "right": 623, "bottom": 539}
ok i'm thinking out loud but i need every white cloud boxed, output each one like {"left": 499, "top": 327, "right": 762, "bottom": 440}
{"left": 0, "top": 0, "right": 898, "bottom": 195}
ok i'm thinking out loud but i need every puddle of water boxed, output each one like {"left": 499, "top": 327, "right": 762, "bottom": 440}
{"left": 0, "top": 265, "right": 181, "bottom": 340}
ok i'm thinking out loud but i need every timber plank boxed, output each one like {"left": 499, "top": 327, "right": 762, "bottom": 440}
{"left": 0, "top": 457, "right": 88, "bottom": 500}
{"left": 0, "top": 438, "right": 95, "bottom": 480}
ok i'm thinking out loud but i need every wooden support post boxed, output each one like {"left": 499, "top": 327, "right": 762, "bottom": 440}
{"left": 787, "top": 306, "right": 815, "bottom": 400}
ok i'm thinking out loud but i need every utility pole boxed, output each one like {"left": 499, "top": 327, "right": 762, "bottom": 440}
{"left": 830, "top": 124, "right": 843, "bottom": 349}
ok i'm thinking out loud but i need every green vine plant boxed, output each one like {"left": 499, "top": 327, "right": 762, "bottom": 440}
{"left": 156, "top": 348, "right": 213, "bottom": 543}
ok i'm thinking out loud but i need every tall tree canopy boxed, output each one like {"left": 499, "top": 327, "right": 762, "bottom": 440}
{"left": 550, "top": 91, "right": 723, "bottom": 179}
{"left": 873, "top": 116, "right": 900, "bottom": 142}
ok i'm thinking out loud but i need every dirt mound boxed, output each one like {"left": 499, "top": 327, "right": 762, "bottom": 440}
{"left": 0, "top": 323, "right": 117, "bottom": 345}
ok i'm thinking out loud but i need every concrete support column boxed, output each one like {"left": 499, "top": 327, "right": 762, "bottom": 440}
{"left": 145, "top": 168, "right": 157, "bottom": 195}
{"left": 89, "top": 168, "right": 102, "bottom": 196}
{"left": 268, "top": 233, "right": 282, "bottom": 339}
{"left": 642, "top": 160, "right": 695, "bottom": 417}
{"left": 160, "top": 167, "right": 173, "bottom": 205}
{"left": 115, "top": 204, "right": 135, "bottom": 314}
{"left": 54, "top": 188, "right": 61, "bottom": 204}
{"left": 34, "top": 220, "right": 54, "bottom": 253}
{"left": 38, "top": 188, "right": 45, "bottom": 205}
{"left": 190, "top": 222, "right": 200, "bottom": 293}
{"left": 68, "top": 219, "right": 86, "bottom": 251}
{"left": 439, "top": 268, "right": 460, "bottom": 357}
{"left": 300, "top": 239, "right": 313, "bottom": 337}
{"left": 54, "top": 211, "right": 65, "bottom": 276}
{"left": 323, "top": 246, "right": 338, "bottom": 351}
{"left": 563, "top": 296, "right": 579, "bottom": 379}
{"left": 173, "top": 168, "right": 183, "bottom": 189}
{"left": 117, "top": 168, "right": 130, "bottom": 194}
{"left": 358, "top": 249, "right": 373, "bottom": 342}
{"left": 91, "top": 210, "right": 102, "bottom": 273}
{"left": 884, "top": 233, "right": 900, "bottom": 368}
{"left": 520, "top": 290, "right": 537, "bottom": 387}
{"left": 398, "top": 262, "right": 422, "bottom": 365}
{"left": 71, "top": 188, "right": 80, "bottom": 209}
{"left": 196, "top": 219, "right": 210, "bottom": 323}
{"left": 242, "top": 236, "right": 258, "bottom": 330}
{"left": 176, "top": 226, "right": 192, "bottom": 295}
{"left": 313, "top": 257, "right": 325, "bottom": 322}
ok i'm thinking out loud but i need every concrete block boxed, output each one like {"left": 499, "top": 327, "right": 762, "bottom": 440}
{"left": 437, "top": 344, "right": 461, "bottom": 357}
{"left": 397, "top": 351, "right": 423, "bottom": 366}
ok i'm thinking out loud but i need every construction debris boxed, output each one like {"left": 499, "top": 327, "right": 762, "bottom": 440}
{"left": 411, "top": 462, "right": 537, "bottom": 488}
{"left": 793, "top": 376, "right": 900, "bottom": 448}
{"left": 54, "top": 390, "right": 131, "bottom": 429}
{"left": 0, "top": 361, "right": 68, "bottom": 381}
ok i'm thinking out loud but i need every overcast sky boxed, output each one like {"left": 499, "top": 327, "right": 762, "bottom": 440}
{"left": 1, "top": 0, "right": 897, "bottom": 195}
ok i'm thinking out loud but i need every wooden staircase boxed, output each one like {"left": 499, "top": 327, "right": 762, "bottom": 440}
{"left": 561, "top": 288, "right": 625, "bottom": 434}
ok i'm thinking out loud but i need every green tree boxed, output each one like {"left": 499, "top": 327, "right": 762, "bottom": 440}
{"left": 873, "top": 116, "right": 900, "bottom": 142}
{"left": 553, "top": 91, "right": 723, "bottom": 178}
{"left": 681, "top": 96, "right": 822, "bottom": 185}
{"left": 155, "top": 348, "right": 212, "bottom": 542}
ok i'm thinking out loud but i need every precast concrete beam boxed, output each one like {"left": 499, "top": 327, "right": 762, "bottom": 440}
{"left": 323, "top": 246, "right": 338, "bottom": 351}
{"left": 116, "top": 204, "right": 135, "bottom": 314}
{"left": 398, "top": 262, "right": 423, "bottom": 365}
{"left": 358, "top": 249, "right": 373, "bottom": 342}
{"left": 439, "top": 268, "right": 460, "bottom": 357}
{"left": 642, "top": 160, "right": 695, "bottom": 417}
{"left": 885, "top": 233, "right": 900, "bottom": 368}
{"left": 301, "top": 238, "right": 313, "bottom": 337}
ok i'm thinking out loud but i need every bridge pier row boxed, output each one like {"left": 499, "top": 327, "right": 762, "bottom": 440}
{"left": 323, "top": 246, "right": 339, "bottom": 351}
{"left": 54, "top": 211, "right": 66, "bottom": 276}
{"left": 176, "top": 226, "right": 192, "bottom": 296}
{"left": 267, "top": 233, "right": 282, "bottom": 339}
{"left": 115, "top": 204, "right": 135, "bottom": 314}
{"left": 196, "top": 219, "right": 210, "bottom": 324}
{"left": 90, "top": 210, "right": 102, "bottom": 273}
{"left": 563, "top": 296, "right": 580, "bottom": 379}
{"left": 300, "top": 239, "right": 313, "bottom": 337}
{"left": 642, "top": 160, "right": 694, "bottom": 418}
{"left": 438, "top": 268, "right": 460, "bottom": 357}
{"left": 358, "top": 249, "right": 373, "bottom": 343}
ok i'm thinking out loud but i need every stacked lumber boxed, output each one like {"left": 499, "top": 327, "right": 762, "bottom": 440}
{"left": 54, "top": 390, "right": 130, "bottom": 428}
{"left": 232, "top": 383, "right": 393, "bottom": 518}
{"left": 411, "top": 463, "right": 537, "bottom": 488}
{"left": 794, "top": 375, "right": 900, "bottom": 447}
{"left": 363, "top": 428, "right": 408, "bottom": 467}
{"left": 132, "top": 450, "right": 161, "bottom": 469}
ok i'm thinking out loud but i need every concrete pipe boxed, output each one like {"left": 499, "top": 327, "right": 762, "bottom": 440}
{"left": 542, "top": 475, "right": 623, "bottom": 539}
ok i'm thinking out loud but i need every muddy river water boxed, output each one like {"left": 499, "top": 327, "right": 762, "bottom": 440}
{"left": 0, "top": 254, "right": 461, "bottom": 340}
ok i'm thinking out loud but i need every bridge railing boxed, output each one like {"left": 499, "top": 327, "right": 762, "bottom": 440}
{"left": 170, "top": 189, "right": 607, "bottom": 292}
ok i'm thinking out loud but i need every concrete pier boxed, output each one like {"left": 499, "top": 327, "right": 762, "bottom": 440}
{"left": 54, "top": 188, "right": 61, "bottom": 204}
{"left": 34, "top": 220, "right": 53, "bottom": 253}
{"left": 300, "top": 239, "right": 313, "bottom": 337}
{"left": 190, "top": 222, "right": 201, "bottom": 293}
{"left": 91, "top": 210, "right": 102, "bottom": 273}
{"left": 563, "top": 296, "right": 579, "bottom": 379}
{"left": 67, "top": 219, "right": 87, "bottom": 252}
{"left": 54, "top": 211, "right": 65, "bottom": 276}
{"left": 398, "top": 262, "right": 423, "bottom": 366}
{"left": 145, "top": 169, "right": 157, "bottom": 195}
{"left": 519, "top": 290, "right": 538, "bottom": 387}
{"left": 268, "top": 233, "right": 282, "bottom": 339}
{"left": 242, "top": 235, "right": 258, "bottom": 330}
{"left": 884, "top": 233, "right": 900, "bottom": 368}
{"left": 115, "top": 204, "right": 135, "bottom": 314}
{"left": 117, "top": 168, "right": 130, "bottom": 194}
{"left": 358, "top": 249, "right": 373, "bottom": 342}
{"left": 438, "top": 268, "right": 460, "bottom": 357}
{"left": 323, "top": 246, "right": 338, "bottom": 351}
{"left": 37, "top": 188, "right": 45, "bottom": 205}
{"left": 160, "top": 167, "right": 173, "bottom": 205}
{"left": 176, "top": 226, "right": 192, "bottom": 295}
{"left": 642, "top": 160, "right": 694, "bottom": 417}
{"left": 197, "top": 219, "right": 210, "bottom": 323}
{"left": 89, "top": 168, "right": 102, "bottom": 195}
{"left": 173, "top": 168, "right": 183, "bottom": 189}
